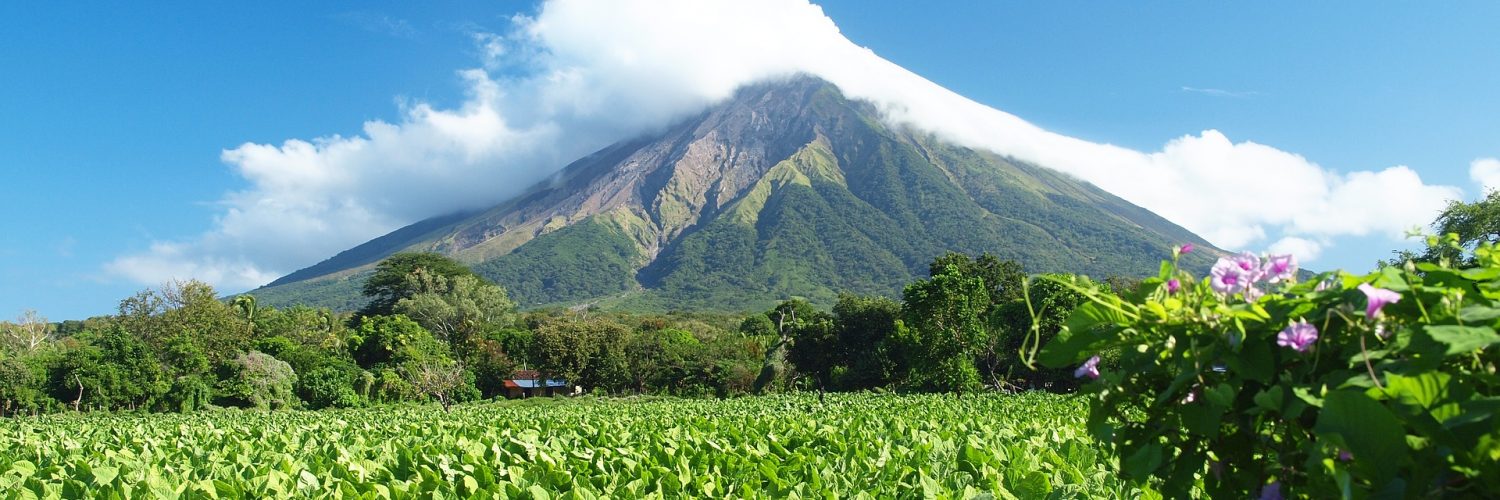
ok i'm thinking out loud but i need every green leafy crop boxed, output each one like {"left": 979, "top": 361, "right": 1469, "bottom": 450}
{"left": 0, "top": 393, "right": 1133, "bottom": 498}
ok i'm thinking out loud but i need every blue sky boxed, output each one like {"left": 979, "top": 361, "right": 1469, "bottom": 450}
{"left": 2, "top": 1, "right": 1495, "bottom": 320}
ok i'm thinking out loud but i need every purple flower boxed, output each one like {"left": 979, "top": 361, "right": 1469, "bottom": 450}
{"left": 1210, "top": 253, "right": 1265, "bottom": 294}
{"left": 1358, "top": 283, "right": 1401, "bottom": 318}
{"left": 1231, "top": 252, "right": 1264, "bottom": 280}
{"left": 1338, "top": 449, "right": 1353, "bottom": 462}
{"left": 1074, "top": 355, "right": 1101, "bottom": 380}
{"left": 1211, "top": 259, "right": 1246, "bottom": 294}
{"left": 1259, "top": 481, "right": 1283, "bottom": 500}
{"left": 1167, "top": 278, "right": 1181, "bottom": 293}
{"left": 1263, "top": 254, "right": 1297, "bottom": 283}
{"left": 1180, "top": 243, "right": 1195, "bottom": 254}
{"left": 1277, "top": 319, "right": 1319, "bottom": 352}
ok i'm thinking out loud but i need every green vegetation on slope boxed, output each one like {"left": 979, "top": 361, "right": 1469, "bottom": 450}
{"left": 474, "top": 216, "right": 644, "bottom": 305}
{"left": 0, "top": 393, "right": 1134, "bottom": 498}
{"left": 248, "top": 272, "right": 369, "bottom": 312}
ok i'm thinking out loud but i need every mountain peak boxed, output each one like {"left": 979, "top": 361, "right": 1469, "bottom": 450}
{"left": 250, "top": 77, "right": 1219, "bottom": 311}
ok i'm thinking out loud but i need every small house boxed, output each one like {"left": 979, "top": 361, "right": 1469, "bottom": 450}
{"left": 502, "top": 370, "right": 571, "bottom": 398}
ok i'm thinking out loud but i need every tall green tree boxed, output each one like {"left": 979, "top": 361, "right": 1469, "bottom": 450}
{"left": 360, "top": 252, "right": 481, "bottom": 316}
{"left": 784, "top": 313, "right": 837, "bottom": 390}
{"left": 50, "top": 327, "right": 165, "bottom": 411}
{"left": 531, "top": 316, "right": 630, "bottom": 392}
{"left": 0, "top": 354, "right": 46, "bottom": 416}
{"left": 893, "top": 264, "right": 991, "bottom": 392}
{"left": 831, "top": 294, "right": 901, "bottom": 389}
{"left": 1388, "top": 190, "right": 1500, "bottom": 267}
{"left": 116, "top": 280, "right": 253, "bottom": 363}
{"left": 350, "top": 315, "right": 448, "bottom": 369}
{"left": 929, "top": 252, "right": 1027, "bottom": 306}
{"left": 394, "top": 271, "right": 516, "bottom": 350}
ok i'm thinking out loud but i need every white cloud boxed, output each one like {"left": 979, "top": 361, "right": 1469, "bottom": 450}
{"left": 107, "top": 0, "right": 1466, "bottom": 290}
{"left": 1267, "top": 237, "right": 1324, "bottom": 263}
{"left": 472, "top": 32, "right": 506, "bottom": 71}
{"left": 1471, "top": 157, "right": 1500, "bottom": 194}
{"left": 1180, "top": 86, "right": 1262, "bottom": 98}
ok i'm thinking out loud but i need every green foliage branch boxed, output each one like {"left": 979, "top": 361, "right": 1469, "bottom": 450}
{"left": 1033, "top": 240, "right": 1500, "bottom": 498}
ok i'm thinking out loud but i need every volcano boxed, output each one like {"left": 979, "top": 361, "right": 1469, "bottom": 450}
{"left": 250, "top": 76, "right": 1219, "bottom": 311}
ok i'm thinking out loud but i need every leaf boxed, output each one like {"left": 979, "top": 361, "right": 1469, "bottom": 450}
{"left": 1204, "top": 384, "right": 1235, "bottom": 408}
{"left": 1315, "top": 390, "right": 1408, "bottom": 484}
{"left": 1179, "top": 401, "right": 1224, "bottom": 438}
{"left": 1145, "top": 302, "right": 1169, "bottom": 320}
{"left": 918, "top": 471, "right": 940, "bottom": 499}
{"left": 1226, "top": 338, "right": 1273, "bottom": 383}
{"left": 1383, "top": 372, "right": 1450, "bottom": 410}
{"left": 1038, "top": 303, "right": 1126, "bottom": 367}
{"left": 91, "top": 466, "right": 119, "bottom": 486}
{"left": 9, "top": 461, "right": 36, "bottom": 478}
{"left": 1459, "top": 305, "right": 1500, "bottom": 324}
{"left": 1376, "top": 267, "right": 1410, "bottom": 291}
{"left": 1293, "top": 386, "right": 1323, "bottom": 407}
{"left": 1253, "top": 388, "right": 1284, "bottom": 414}
{"left": 1460, "top": 267, "right": 1500, "bottom": 281}
{"left": 1424, "top": 325, "right": 1500, "bottom": 356}
{"left": 1123, "top": 443, "right": 1164, "bottom": 478}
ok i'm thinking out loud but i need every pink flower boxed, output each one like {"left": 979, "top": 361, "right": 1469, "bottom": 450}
{"left": 1358, "top": 283, "right": 1401, "bottom": 318}
{"left": 1211, "top": 259, "right": 1246, "bottom": 294}
{"left": 1211, "top": 253, "right": 1265, "bottom": 294}
{"left": 1231, "top": 252, "right": 1264, "bottom": 280}
{"left": 1167, "top": 278, "right": 1181, "bottom": 293}
{"left": 1074, "top": 355, "right": 1101, "bottom": 380}
{"left": 1244, "top": 285, "right": 1264, "bottom": 303}
{"left": 1180, "top": 243, "right": 1195, "bottom": 254}
{"left": 1263, "top": 254, "right": 1297, "bottom": 283}
{"left": 1277, "top": 319, "right": 1319, "bottom": 352}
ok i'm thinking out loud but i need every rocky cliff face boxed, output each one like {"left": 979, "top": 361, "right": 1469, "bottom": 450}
{"left": 253, "top": 76, "right": 1220, "bottom": 311}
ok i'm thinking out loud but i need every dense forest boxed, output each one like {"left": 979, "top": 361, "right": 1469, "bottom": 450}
{"left": 0, "top": 249, "right": 1114, "bottom": 416}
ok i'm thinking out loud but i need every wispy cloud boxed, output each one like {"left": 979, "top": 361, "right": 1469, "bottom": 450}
{"left": 1470, "top": 157, "right": 1500, "bottom": 194}
{"left": 339, "top": 12, "right": 419, "bottom": 39}
{"left": 1181, "top": 86, "right": 1262, "bottom": 98}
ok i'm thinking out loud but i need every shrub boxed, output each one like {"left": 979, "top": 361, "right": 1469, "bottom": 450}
{"left": 1037, "top": 242, "right": 1500, "bottom": 497}
{"left": 299, "top": 365, "right": 366, "bottom": 409}
{"left": 220, "top": 351, "right": 298, "bottom": 410}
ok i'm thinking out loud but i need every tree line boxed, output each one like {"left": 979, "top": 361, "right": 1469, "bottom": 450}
{"left": 0, "top": 250, "right": 1112, "bottom": 416}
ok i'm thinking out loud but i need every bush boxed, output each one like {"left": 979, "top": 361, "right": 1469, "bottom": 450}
{"left": 219, "top": 351, "right": 298, "bottom": 410}
{"left": 299, "top": 365, "right": 367, "bottom": 409}
{"left": 1037, "top": 243, "right": 1500, "bottom": 497}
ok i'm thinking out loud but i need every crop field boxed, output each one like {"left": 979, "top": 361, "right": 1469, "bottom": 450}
{"left": 0, "top": 392, "right": 1133, "bottom": 498}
